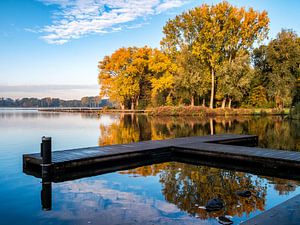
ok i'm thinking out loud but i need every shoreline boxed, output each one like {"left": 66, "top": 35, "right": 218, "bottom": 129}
{"left": 25, "top": 106, "right": 291, "bottom": 116}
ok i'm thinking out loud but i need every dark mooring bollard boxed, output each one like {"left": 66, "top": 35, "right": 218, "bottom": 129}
{"left": 41, "top": 136, "right": 52, "bottom": 178}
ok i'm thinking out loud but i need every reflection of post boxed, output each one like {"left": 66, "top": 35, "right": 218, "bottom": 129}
{"left": 41, "top": 179, "right": 52, "bottom": 211}
{"left": 210, "top": 118, "right": 214, "bottom": 135}
{"left": 131, "top": 113, "right": 134, "bottom": 123}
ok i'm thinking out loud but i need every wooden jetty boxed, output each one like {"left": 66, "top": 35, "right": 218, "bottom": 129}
{"left": 241, "top": 194, "right": 300, "bottom": 225}
{"left": 23, "top": 134, "right": 300, "bottom": 224}
{"left": 23, "top": 134, "right": 300, "bottom": 182}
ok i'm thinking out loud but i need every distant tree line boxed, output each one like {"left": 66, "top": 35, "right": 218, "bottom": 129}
{"left": 0, "top": 96, "right": 111, "bottom": 108}
{"left": 98, "top": 1, "right": 300, "bottom": 110}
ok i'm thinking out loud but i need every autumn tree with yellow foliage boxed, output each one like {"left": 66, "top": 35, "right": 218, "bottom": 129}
{"left": 98, "top": 46, "right": 176, "bottom": 109}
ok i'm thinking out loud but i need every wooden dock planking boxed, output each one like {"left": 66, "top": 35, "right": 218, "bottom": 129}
{"left": 24, "top": 134, "right": 257, "bottom": 165}
{"left": 176, "top": 142, "right": 300, "bottom": 166}
{"left": 23, "top": 134, "right": 300, "bottom": 182}
{"left": 241, "top": 194, "right": 300, "bottom": 225}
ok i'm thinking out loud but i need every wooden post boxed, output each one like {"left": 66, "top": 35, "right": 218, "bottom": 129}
{"left": 41, "top": 136, "right": 52, "bottom": 178}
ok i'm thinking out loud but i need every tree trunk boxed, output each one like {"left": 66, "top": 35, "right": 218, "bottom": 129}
{"left": 221, "top": 98, "right": 226, "bottom": 109}
{"left": 202, "top": 98, "right": 206, "bottom": 107}
{"left": 191, "top": 95, "right": 195, "bottom": 106}
{"left": 131, "top": 113, "right": 134, "bottom": 121}
{"left": 136, "top": 95, "right": 139, "bottom": 107}
{"left": 120, "top": 103, "right": 125, "bottom": 110}
{"left": 210, "top": 118, "right": 214, "bottom": 135}
{"left": 209, "top": 68, "right": 215, "bottom": 109}
{"left": 179, "top": 97, "right": 183, "bottom": 105}
{"left": 131, "top": 99, "right": 135, "bottom": 110}
{"left": 228, "top": 98, "right": 232, "bottom": 109}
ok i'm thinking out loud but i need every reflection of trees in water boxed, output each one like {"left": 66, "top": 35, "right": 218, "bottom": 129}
{"left": 99, "top": 114, "right": 151, "bottom": 145}
{"left": 245, "top": 117, "right": 300, "bottom": 151}
{"left": 263, "top": 177, "right": 299, "bottom": 195}
{"left": 121, "top": 162, "right": 267, "bottom": 219}
{"left": 0, "top": 111, "right": 61, "bottom": 119}
{"left": 98, "top": 114, "right": 300, "bottom": 219}
{"left": 121, "top": 162, "right": 300, "bottom": 220}
{"left": 98, "top": 114, "right": 300, "bottom": 151}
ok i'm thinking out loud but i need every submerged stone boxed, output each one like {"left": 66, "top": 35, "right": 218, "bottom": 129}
{"left": 205, "top": 198, "right": 224, "bottom": 212}
{"left": 217, "top": 216, "right": 233, "bottom": 225}
{"left": 236, "top": 190, "right": 251, "bottom": 197}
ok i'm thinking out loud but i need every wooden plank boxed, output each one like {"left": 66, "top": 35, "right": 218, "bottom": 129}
{"left": 241, "top": 194, "right": 300, "bottom": 225}
{"left": 24, "top": 134, "right": 257, "bottom": 164}
{"left": 176, "top": 142, "right": 300, "bottom": 163}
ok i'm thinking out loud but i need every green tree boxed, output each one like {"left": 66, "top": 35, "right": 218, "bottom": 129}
{"left": 253, "top": 30, "right": 300, "bottom": 108}
{"left": 174, "top": 46, "right": 210, "bottom": 106}
{"left": 161, "top": 1, "right": 269, "bottom": 108}
{"left": 217, "top": 51, "right": 253, "bottom": 108}
{"left": 248, "top": 86, "right": 268, "bottom": 107}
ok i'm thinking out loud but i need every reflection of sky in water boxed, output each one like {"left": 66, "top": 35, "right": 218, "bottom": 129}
{"left": 48, "top": 172, "right": 216, "bottom": 225}
{"left": 34, "top": 166, "right": 300, "bottom": 225}
{"left": 1, "top": 109, "right": 300, "bottom": 224}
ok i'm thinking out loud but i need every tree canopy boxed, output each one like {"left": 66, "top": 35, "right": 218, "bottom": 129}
{"left": 98, "top": 1, "right": 300, "bottom": 110}
{"left": 161, "top": 1, "right": 269, "bottom": 108}
{"left": 98, "top": 46, "right": 176, "bottom": 109}
{"left": 253, "top": 30, "right": 300, "bottom": 108}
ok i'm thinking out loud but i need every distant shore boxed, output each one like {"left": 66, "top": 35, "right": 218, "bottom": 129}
{"left": 30, "top": 106, "right": 290, "bottom": 116}
{"left": 37, "top": 107, "right": 149, "bottom": 114}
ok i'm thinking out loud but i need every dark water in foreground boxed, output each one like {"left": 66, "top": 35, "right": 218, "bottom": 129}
{"left": 0, "top": 109, "right": 300, "bottom": 225}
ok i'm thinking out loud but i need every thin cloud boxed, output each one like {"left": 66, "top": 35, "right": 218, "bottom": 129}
{"left": 37, "top": 0, "right": 189, "bottom": 44}
{"left": 0, "top": 84, "right": 98, "bottom": 92}
{"left": 0, "top": 84, "right": 99, "bottom": 99}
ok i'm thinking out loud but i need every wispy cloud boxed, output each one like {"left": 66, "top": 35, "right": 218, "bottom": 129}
{"left": 0, "top": 84, "right": 99, "bottom": 99}
{"left": 0, "top": 84, "right": 98, "bottom": 92}
{"left": 37, "top": 0, "right": 189, "bottom": 44}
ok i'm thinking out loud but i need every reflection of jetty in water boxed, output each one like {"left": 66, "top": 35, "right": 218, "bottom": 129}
{"left": 41, "top": 178, "right": 52, "bottom": 211}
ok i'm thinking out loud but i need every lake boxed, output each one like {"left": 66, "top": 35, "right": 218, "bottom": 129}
{"left": 0, "top": 109, "right": 300, "bottom": 225}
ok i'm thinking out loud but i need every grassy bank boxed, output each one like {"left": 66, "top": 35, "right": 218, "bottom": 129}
{"left": 147, "top": 106, "right": 289, "bottom": 117}
{"left": 37, "top": 106, "right": 290, "bottom": 116}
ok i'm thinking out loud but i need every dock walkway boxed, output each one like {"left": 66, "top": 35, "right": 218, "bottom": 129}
{"left": 23, "top": 134, "right": 300, "bottom": 182}
{"left": 241, "top": 194, "right": 300, "bottom": 225}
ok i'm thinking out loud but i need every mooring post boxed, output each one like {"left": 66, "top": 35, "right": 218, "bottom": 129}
{"left": 41, "top": 136, "right": 52, "bottom": 178}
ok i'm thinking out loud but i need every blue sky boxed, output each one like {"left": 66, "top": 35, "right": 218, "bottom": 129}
{"left": 1, "top": 0, "right": 300, "bottom": 99}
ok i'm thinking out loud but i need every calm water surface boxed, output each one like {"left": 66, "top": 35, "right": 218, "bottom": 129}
{"left": 0, "top": 109, "right": 300, "bottom": 225}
